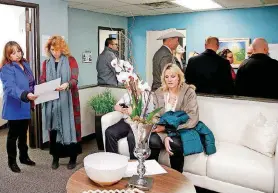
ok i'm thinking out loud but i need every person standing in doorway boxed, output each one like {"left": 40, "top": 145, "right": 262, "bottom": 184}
{"left": 152, "top": 30, "right": 185, "bottom": 91}
{"left": 0, "top": 41, "right": 37, "bottom": 173}
{"left": 96, "top": 38, "right": 119, "bottom": 86}
{"left": 40, "top": 35, "right": 82, "bottom": 170}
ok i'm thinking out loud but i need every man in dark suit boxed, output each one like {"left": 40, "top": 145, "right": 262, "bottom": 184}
{"left": 152, "top": 30, "right": 185, "bottom": 91}
{"left": 185, "top": 36, "right": 234, "bottom": 95}
{"left": 235, "top": 38, "right": 278, "bottom": 99}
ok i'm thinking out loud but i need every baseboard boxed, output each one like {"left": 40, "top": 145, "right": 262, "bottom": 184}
{"left": 0, "top": 123, "right": 8, "bottom": 130}
{"left": 40, "top": 133, "right": 96, "bottom": 150}
{"left": 82, "top": 133, "right": 96, "bottom": 142}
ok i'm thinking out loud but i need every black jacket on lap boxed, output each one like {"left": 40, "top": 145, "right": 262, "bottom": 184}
{"left": 235, "top": 53, "right": 278, "bottom": 99}
{"left": 185, "top": 49, "right": 234, "bottom": 95}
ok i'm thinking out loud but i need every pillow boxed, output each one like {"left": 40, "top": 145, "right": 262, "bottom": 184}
{"left": 241, "top": 113, "right": 278, "bottom": 157}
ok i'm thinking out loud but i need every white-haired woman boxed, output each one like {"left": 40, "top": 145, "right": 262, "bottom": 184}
{"left": 150, "top": 63, "right": 199, "bottom": 173}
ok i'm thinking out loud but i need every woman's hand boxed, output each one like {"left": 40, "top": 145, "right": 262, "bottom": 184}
{"left": 121, "top": 106, "right": 132, "bottom": 115}
{"left": 56, "top": 82, "right": 69, "bottom": 91}
{"left": 127, "top": 106, "right": 132, "bottom": 115}
{"left": 164, "top": 137, "right": 174, "bottom": 156}
{"left": 27, "top": 93, "right": 38, "bottom": 101}
{"left": 152, "top": 125, "right": 165, "bottom": 133}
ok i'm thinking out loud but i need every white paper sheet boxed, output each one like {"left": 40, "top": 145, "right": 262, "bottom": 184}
{"left": 124, "top": 160, "right": 167, "bottom": 177}
{"left": 34, "top": 78, "right": 61, "bottom": 105}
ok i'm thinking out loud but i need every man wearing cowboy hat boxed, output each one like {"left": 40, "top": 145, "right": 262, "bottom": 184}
{"left": 152, "top": 30, "right": 185, "bottom": 91}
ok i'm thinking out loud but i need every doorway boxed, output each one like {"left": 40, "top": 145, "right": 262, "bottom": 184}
{"left": 98, "top": 26, "right": 125, "bottom": 60}
{"left": 146, "top": 29, "right": 186, "bottom": 86}
{"left": 0, "top": 1, "right": 40, "bottom": 148}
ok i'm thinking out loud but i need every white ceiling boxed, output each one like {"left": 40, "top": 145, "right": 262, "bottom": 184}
{"left": 64, "top": 0, "right": 278, "bottom": 17}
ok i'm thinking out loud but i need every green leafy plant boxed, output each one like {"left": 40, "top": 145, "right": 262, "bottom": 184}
{"left": 88, "top": 89, "right": 117, "bottom": 115}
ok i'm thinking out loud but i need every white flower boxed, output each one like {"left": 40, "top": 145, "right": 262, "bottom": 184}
{"left": 116, "top": 71, "right": 130, "bottom": 83}
{"left": 115, "top": 65, "right": 122, "bottom": 73}
{"left": 131, "top": 73, "right": 138, "bottom": 80}
{"left": 111, "top": 59, "right": 125, "bottom": 72}
{"left": 138, "top": 80, "right": 151, "bottom": 91}
{"left": 118, "top": 59, "right": 125, "bottom": 68}
{"left": 123, "top": 61, "right": 134, "bottom": 73}
{"left": 111, "top": 58, "right": 117, "bottom": 68}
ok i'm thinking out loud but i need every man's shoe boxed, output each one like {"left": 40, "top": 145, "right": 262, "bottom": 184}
{"left": 52, "top": 160, "right": 59, "bottom": 170}
{"left": 67, "top": 161, "right": 76, "bottom": 170}
{"left": 20, "top": 158, "right": 36, "bottom": 166}
{"left": 8, "top": 162, "right": 21, "bottom": 173}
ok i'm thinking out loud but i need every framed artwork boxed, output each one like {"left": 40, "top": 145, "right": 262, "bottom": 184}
{"left": 218, "top": 38, "right": 250, "bottom": 68}
{"left": 82, "top": 51, "right": 92, "bottom": 63}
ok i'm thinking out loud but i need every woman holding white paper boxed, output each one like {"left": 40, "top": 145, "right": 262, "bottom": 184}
{"left": 0, "top": 41, "right": 37, "bottom": 173}
{"left": 40, "top": 36, "right": 81, "bottom": 170}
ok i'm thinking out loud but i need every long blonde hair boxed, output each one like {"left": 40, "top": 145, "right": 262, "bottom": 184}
{"left": 161, "top": 63, "right": 185, "bottom": 91}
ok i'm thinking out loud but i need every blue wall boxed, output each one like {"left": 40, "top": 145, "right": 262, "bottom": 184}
{"left": 68, "top": 8, "right": 128, "bottom": 86}
{"left": 128, "top": 6, "right": 278, "bottom": 79}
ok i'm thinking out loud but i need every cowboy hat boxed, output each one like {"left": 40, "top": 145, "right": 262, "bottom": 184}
{"left": 157, "top": 29, "right": 185, "bottom": 40}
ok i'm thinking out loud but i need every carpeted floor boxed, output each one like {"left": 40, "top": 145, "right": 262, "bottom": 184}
{"left": 0, "top": 128, "right": 98, "bottom": 193}
{"left": 0, "top": 128, "right": 217, "bottom": 193}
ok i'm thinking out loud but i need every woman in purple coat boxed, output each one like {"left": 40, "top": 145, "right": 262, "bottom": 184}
{"left": 0, "top": 41, "right": 38, "bottom": 173}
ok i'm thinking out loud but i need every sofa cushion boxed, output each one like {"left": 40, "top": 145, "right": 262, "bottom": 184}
{"left": 240, "top": 113, "right": 278, "bottom": 158}
{"left": 197, "top": 96, "right": 278, "bottom": 145}
{"left": 159, "top": 149, "right": 208, "bottom": 176}
{"left": 207, "top": 142, "right": 274, "bottom": 193}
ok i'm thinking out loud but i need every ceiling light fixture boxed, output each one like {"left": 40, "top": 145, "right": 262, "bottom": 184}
{"left": 173, "top": 0, "right": 222, "bottom": 10}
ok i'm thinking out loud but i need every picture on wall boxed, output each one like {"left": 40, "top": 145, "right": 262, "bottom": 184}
{"left": 218, "top": 38, "right": 250, "bottom": 68}
{"left": 82, "top": 51, "right": 92, "bottom": 63}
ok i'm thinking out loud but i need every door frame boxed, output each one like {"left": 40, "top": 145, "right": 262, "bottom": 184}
{"left": 98, "top": 26, "right": 125, "bottom": 60}
{"left": 145, "top": 29, "right": 186, "bottom": 86}
{"left": 0, "top": 0, "right": 41, "bottom": 148}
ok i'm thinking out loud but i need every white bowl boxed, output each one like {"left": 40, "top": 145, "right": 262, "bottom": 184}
{"left": 84, "top": 152, "right": 129, "bottom": 186}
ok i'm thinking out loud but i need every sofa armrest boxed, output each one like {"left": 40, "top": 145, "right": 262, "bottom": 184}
{"left": 101, "top": 111, "right": 123, "bottom": 150}
{"left": 275, "top": 142, "right": 278, "bottom": 193}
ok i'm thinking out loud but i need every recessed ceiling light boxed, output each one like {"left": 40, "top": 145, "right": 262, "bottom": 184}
{"left": 173, "top": 0, "right": 222, "bottom": 10}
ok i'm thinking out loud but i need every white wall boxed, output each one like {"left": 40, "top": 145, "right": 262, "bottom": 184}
{"left": 0, "top": 5, "right": 26, "bottom": 97}
{"left": 0, "top": 5, "right": 26, "bottom": 56}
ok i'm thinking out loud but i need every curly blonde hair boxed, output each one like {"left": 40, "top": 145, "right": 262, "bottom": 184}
{"left": 161, "top": 63, "right": 185, "bottom": 91}
{"left": 44, "top": 35, "right": 71, "bottom": 57}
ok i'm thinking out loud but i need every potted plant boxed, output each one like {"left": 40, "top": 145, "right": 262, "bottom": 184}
{"left": 88, "top": 89, "right": 117, "bottom": 150}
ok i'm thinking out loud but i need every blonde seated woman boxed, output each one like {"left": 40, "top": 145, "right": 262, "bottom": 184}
{"left": 150, "top": 63, "right": 199, "bottom": 173}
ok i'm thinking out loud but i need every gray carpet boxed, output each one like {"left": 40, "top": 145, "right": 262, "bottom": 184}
{"left": 0, "top": 128, "right": 99, "bottom": 193}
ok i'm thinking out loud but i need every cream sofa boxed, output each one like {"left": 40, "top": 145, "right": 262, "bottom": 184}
{"left": 102, "top": 95, "right": 278, "bottom": 193}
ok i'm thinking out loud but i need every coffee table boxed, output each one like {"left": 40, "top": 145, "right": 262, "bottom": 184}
{"left": 66, "top": 165, "right": 196, "bottom": 193}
